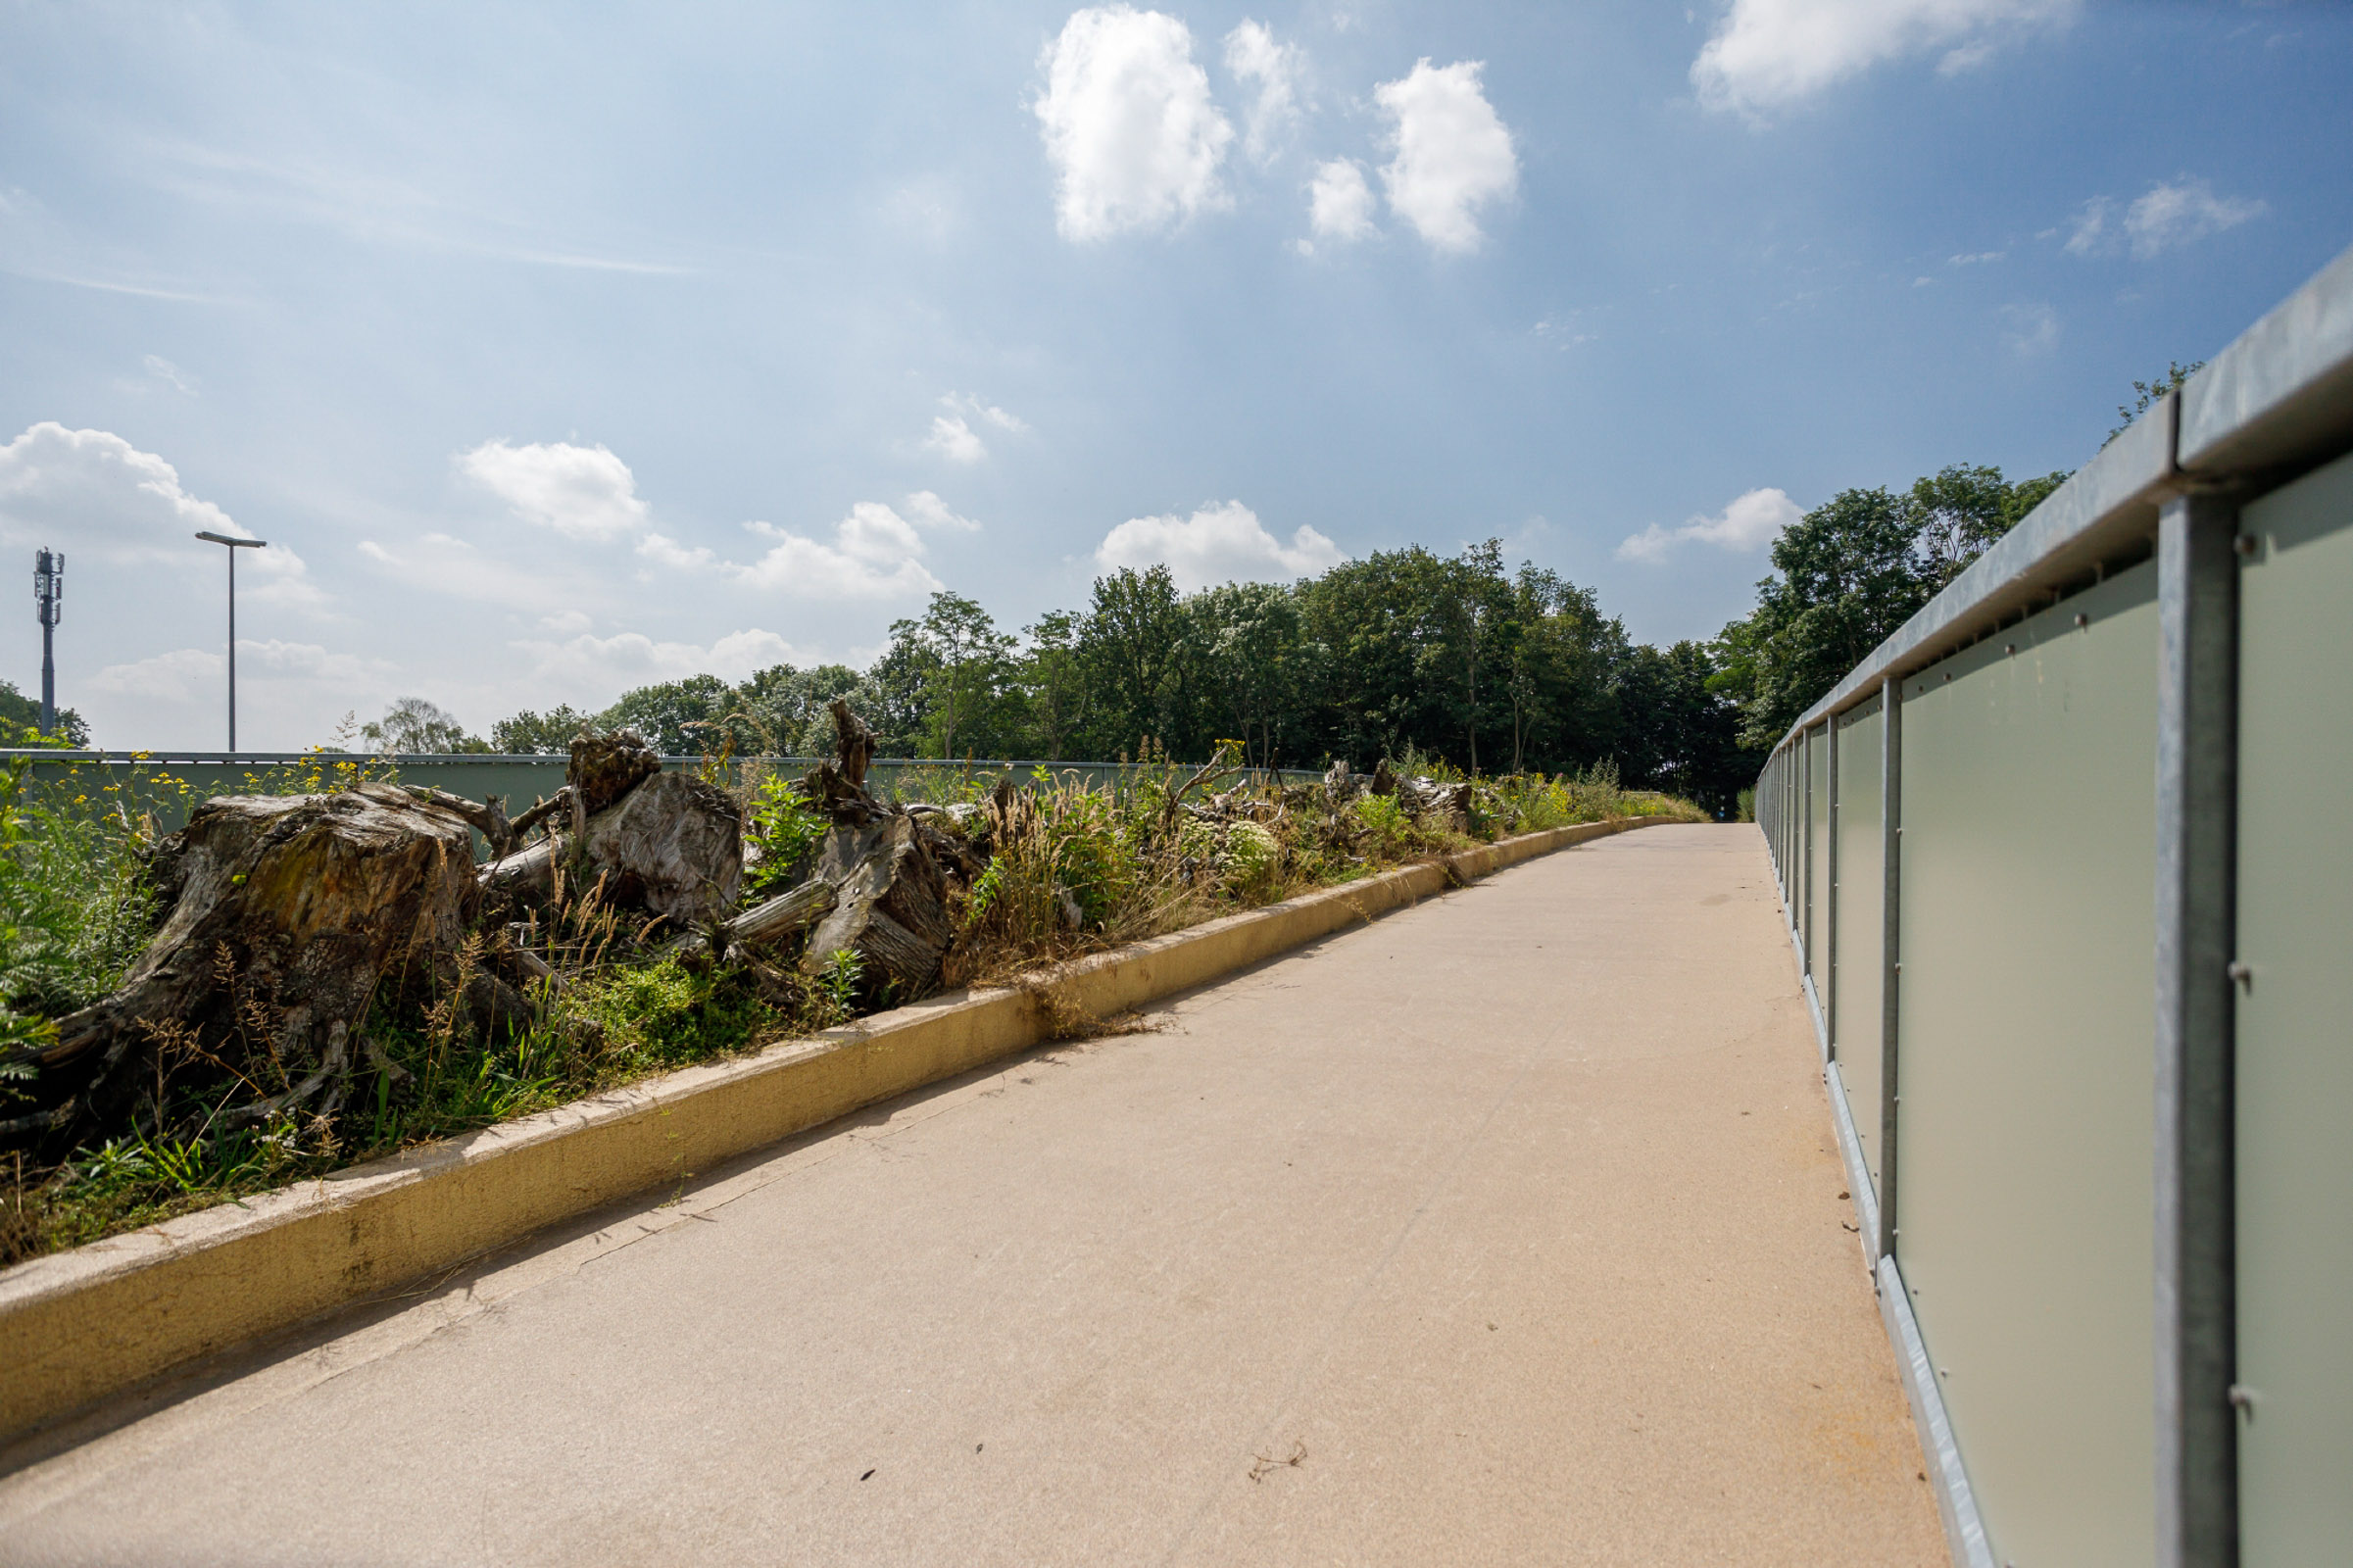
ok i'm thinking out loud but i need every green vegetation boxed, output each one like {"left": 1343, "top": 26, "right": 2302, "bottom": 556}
{"left": 2108, "top": 360, "right": 2204, "bottom": 447}
{"left": 461, "top": 542, "right": 1758, "bottom": 816}
{"left": 0, "top": 679, "right": 87, "bottom": 748}
{"left": 1707, "top": 464, "right": 2069, "bottom": 749}
{"left": 0, "top": 747, "right": 1695, "bottom": 1266}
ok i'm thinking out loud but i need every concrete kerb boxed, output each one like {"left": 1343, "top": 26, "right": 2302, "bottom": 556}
{"left": 0, "top": 813, "right": 1673, "bottom": 1446}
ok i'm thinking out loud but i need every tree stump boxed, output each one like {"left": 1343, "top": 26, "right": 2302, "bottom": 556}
{"left": 9, "top": 783, "right": 478, "bottom": 1149}
{"left": 570, "top": 729, "right": 661, "bottom": 812}
{"left": 798, "top": 815, "right": 955, "bottom": 995}
{"left": 480, "top": 771, "right": 742, "bottom": 927}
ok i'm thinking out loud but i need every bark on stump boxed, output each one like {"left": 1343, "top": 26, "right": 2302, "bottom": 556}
{"left": 480, "top": 771, "right": 743, "bottom": 927}
{"left": 10, "top": 783, "right": 477, "bottom": 1149}
{"left": 798, "top": 815, "right": 955, "bottom": 995}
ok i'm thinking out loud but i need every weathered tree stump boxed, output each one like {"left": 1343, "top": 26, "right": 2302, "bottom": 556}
{"left": 7, "top": 783, "right": 478, "bottom": 1148}
{"left": 480, "top": 771, "right": 742, "bottom": 927}
{"left": 570, "top": 729, "right": 661, "bottom": 812}
{"left": 828, "top": 698, "right": 876, "bottom": 790}
{"left": 798, "top": 815, "right": 955, "bottom": 995}
{"left": 667, "top": 876, "right": 838, "bottom": 963}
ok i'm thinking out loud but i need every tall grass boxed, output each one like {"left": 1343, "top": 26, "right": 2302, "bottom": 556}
{"left": 1, "top": 750, "right": 1700, "bottom": 1266}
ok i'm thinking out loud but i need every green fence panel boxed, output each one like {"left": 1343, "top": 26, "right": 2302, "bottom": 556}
{"left": 1832, "top": 695, "right": 1884, "bottom": 1187}
{"left": 2234, "top": 448, "right": 2353, "bottom": 1565}
{"left": 1895, "top": 562, "right": 2160, "bottom": 1567}
{"left": 1807, "top": 724, "right": 1830, "bottom": 990}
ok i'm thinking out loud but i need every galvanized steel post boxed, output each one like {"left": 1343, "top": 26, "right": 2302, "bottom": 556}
{"left": 2155, "top": 486, "right": 2242, "bottom": 1568}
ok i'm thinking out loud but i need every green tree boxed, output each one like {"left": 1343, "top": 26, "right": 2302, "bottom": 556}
{"left": 362, "top": 697, "right": 491, "bottom": 754}
{"left": 729, "top": 662, "right": 863, "bottom": 755}
{"left": 1018, "top": 611, "right": 1087, "bottom": 762}
{"left": 2107, "top": 360, "right": 2205, "bottom": 447}
{"left": 1501, "top": 566, "right": 1622, "bottom": 774}
{"left": 1612, "top": 641, "right": 1753, "bottom": 817}
{"left": 1075, "top": 566, "right": 1192, "bottom": 759}
{"left": 0, "top": 680, "right": 88, "bottom": 747}
{"left": 857, "top": 626, "right": 937, "bottom": 757}
{"left": 1719, "top": 465, "right": 2069, "bottom": 747}
{"left": 891, "top": 591, "right": 1018, "bottom": 760}
{"left": 489, "top": 704, "right": 592, "bottom": 754}
{"left": 1193, "top": 581, "right": 1309, "bottom": 768}
{"left": 596, "top": 675, "right": 733, "bottom": 756}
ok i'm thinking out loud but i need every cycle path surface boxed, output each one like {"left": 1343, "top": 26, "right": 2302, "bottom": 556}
{"left": 0, "top": 822, "right": 1943, "bottom": 1566}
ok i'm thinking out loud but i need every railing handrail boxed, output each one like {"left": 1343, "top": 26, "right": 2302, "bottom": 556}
{"left": 0, "top": 750, "right": 1328, "bottom": 782}
{"left": 1766, "top": 238, "right": 2353, "bottom": 758}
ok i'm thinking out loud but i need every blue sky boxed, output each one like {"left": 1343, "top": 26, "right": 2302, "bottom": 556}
{"left": 2, "top": 0, "right": 2347, "bottom": 749}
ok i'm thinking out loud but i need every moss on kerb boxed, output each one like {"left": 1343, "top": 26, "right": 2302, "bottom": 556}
{"left": 0, "top": 815, "right": 1664, "bottom": 1444}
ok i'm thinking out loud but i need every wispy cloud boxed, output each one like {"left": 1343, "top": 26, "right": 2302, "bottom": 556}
{"left": 2123, "top": 177, "right": 2265, "bottom": 257}
{"left": 1693, "top": 0, "right": 2080, "bottom": 117}
{"left": 147, "top": 142, "right": 694, "bottom": 275}
{"left": 1224, "top": 20, "right": 1304, "bottom": 166}
{"left": 920, "top": 395, "right": 1030, "bottom": 463}
{"left": 1300, "top": 158, "right": 1376, "bottom": 253}
{"left": 143, "top": 355, "right": 198, "bottom": 393}
{"left": 2000, "top": 302, "right": 2059, "bottom": 356}
{"left": 1616, "top": 487, "right": 1800, "bottom": 563}
{"left": 2066, "top": 176, "right": 2265, "bottom": 259}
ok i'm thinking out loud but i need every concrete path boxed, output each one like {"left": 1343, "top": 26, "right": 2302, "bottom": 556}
{"left": 0, "top": 824, "right": 1943, "bottom": 1566}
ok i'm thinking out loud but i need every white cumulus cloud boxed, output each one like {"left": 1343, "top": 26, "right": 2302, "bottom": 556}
{"left": 952, "top": 394, "right": 1030, "bottom": 434}
{"left": 1692, "top": 0, "right": 2079, "bottom": 117}
{"left": 1224, "top": 20, "right": 1303, "bottom": 165}
{"left": 1095, "top": 500, "right": 1343, "bottom": 592}
{"left": 726, "top": 492, "right": 977, "bottom": 599}
{"left": 1035, "top": 5, "right": 1234, "bottom": 241}
{"left": 457, "top": 438, "right": 649, "bottom": 541}
{"left": 920, "top": 396, "right": 1029, "bottom": 464}
{"left": 636, "top": 532, "right": 716, "bottom": 570}
{"left": 924, "top": 414, "right": 989, "bottom": 464}
{"left": 1616, "top": 487, "right": 1800, "bottom": 564}
{"left": 1303, "top": 158, "right": 1377, "bottom": 250}
{"left": 0, "top": 421, "right": 320, "bottom": 609}
{"left": 90, "top": 640, "right": 393, "bottom": 701}
{"left": 508, "top": 628, "right": 815, "bottom": 704}
{"left": 1374, "top": 61, "right": 1517, "bottom": 254}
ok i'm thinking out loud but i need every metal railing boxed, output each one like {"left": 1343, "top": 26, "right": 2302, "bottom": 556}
{"left": 0, "top": 750, "right": 1328, "bottom": 832}
{"left": 1758, "top": 241, "right": 2353, "bottom": 1567}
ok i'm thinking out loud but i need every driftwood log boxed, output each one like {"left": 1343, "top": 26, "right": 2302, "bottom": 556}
{"left": 667, "top": 877, "right": 838, "bottom": 962}
{"left": 3, "top": 783, "right": 478, "bottom": 1149}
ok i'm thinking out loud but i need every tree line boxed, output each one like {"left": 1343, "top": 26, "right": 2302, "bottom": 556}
{"left": 368, "top": 435, "right": 2187, "bottom": 817}
{"left": 482, "top": 541, "right": 1757, "bottom": 813}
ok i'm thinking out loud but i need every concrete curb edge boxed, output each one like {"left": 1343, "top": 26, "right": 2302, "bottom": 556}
{"left": 0, "top": 813, "right": 1673, "bottom": 1443}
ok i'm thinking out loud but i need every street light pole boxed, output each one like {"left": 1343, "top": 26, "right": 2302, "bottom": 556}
{"left": 195, "top": 530, "right": 268, "bottom": 750}
{"left": 32, "top": 549, "right": 62, "bottom": 737}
